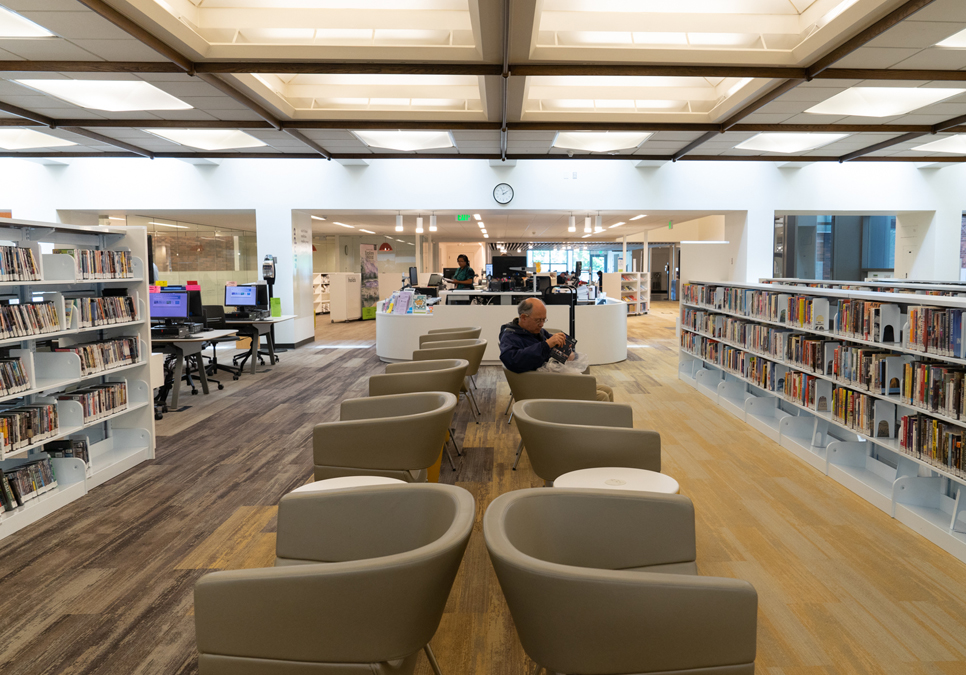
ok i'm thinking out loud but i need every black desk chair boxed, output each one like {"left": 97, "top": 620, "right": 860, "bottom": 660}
{"left": 203, "top": 305, "right": 243, "bottom": 381}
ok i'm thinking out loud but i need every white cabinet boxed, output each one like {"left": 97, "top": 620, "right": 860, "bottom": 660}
{"left": 328, "top": 273, "right": 361, "bottom": 322}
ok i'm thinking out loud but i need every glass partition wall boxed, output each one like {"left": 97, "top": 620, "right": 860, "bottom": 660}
{"left": 773, "top": 215, "right": 896, "bottom": 281}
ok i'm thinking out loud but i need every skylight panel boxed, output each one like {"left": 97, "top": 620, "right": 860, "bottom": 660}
{"left": 553, "top": 131, "right": 652, "bottom": 153}
{"left": 912, "top": 135, "right": 966, "bottom": 155}
{"left": 143, "top": 129, "right": 267, "bottom": 151}
{"left": 0, "top": 129, "right": 76, "bottom": 150}
{"left": 937, "top": 28, "right": 966, "bottom": 49}
{"left": 15, "top": 80, "right": 192, "bottom": 112}
{"left": 0, "top": 6, "right": 54, "bottom": 38}
{"left": 734, "top": 132, "right": 848, "bottom": 153}
{"left": 805, "top": 87, "right": 966, "bottom": 118}
{"left": 352, "top": 130, "right": 455, "bottom": 152}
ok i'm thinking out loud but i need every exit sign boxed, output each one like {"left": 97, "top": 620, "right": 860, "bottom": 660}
{"left": 456, "top": 214, "right": 471, "bottom": 221}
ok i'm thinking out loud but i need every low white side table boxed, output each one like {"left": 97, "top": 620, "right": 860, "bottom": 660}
{"left": 291, "top": 476, "right": 406, "bottom": 494}
{"left": 554, "top": 467, "right": 680, "bottom": 494}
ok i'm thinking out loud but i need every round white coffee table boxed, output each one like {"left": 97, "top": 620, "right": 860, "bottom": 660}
{"left": 291, "top": 476, "right": 406, "bottom": 494}
{"left": 554, "top": 467, "right": 680, "bottom": 494}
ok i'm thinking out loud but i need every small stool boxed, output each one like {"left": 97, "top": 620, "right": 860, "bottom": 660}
{"left": 291, "top": 476, "right": 406, "bottom": 494}
{"left": 553, "top": 467, "right": 680, "bottom": 494}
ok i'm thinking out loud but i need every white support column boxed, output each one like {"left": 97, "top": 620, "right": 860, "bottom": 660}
{"left": 622, "top": 236, "right": 627, "bottom": 272}
{"left": 256, "top": 207, "right": 314, "bottom": 346}
{"left": 415, "top": 232, "right": 422, "bottom": 273}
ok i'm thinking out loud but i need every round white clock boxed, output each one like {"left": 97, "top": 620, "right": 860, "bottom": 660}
{"left": 493, "top": 183, "right": 514, "bottom": 205}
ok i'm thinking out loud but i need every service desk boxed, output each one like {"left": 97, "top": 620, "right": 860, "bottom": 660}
{"left": 376, "top": 296, "right": 627, "bottom": 365}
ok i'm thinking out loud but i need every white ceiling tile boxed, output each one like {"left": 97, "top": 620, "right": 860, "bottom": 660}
{"left": 908, "top": 0, "right": 966, "bottom": 22}
{"left": 865, "top": 21, "right": 966, "bottom": 49}
{"left": 68, "top": 39, "right": 170, "bottom": 62}
{"left": 833, "top": 47, "right": 921, "bottom": 69}
{"left": 0, "top": 39, "right": 97, "bottom": 60}
{"left": 891, "top": 48, "right": 966, "bottom": 70}
{"left": 780, "top": 113, "right": 849, "bottom": 124}
{"left": 178, "top": 97, "right": 252, "bottom": 111}
{"left": 754, "top": 101, "right": 812, "bottom": 114}
{"left": 735, "top": 113, "right": 795, "bottom": 123}
{"left": 891, "top": 113, "right": 958, "bottom": 124}
{"left": 19, "top": 11, "right": 130, "bottom": 40}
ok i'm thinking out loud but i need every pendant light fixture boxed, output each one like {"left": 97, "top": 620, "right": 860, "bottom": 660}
{"left": 429, "top": 213, "right": 437, "bottom": 232}
{"left": 584, "top": 216, "right": 591, "bottom": 233}
{"left": 416, "top": 216, "right": 424, "bottom": 234}
{"left": 568, "top": 214, "right": 576, "bottom": 233}
{"left": 395, "top": 214, "right": 403, "bottom": 232}
{"left": 595, "top": 212, "right": 603, "bottom": 233}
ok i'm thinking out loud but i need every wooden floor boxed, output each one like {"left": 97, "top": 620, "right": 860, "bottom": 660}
{"left": 2, "top": 302, "right": 966, "bottom": 674}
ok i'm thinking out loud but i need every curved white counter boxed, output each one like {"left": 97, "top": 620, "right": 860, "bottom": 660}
{"left": 376, "top": 297, "right": 628, "bottom": 365}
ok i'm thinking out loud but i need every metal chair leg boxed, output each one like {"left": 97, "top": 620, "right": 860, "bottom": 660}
{"left": 443, "top": 443, "right": 457, "bottom": 471}
{"left": 424, "top": 644, "right": 443, "bottom": 675}
{"left": 504, "top": 394, "right": 514, "bottom": 416}
{"left": 449, "top": 427, "right": 462, "bottom": 456}
{"left": 512, "top": 439, "right": 524, "bottom": 470}
{"left": 507, "top": 411, "right": 514, "bottom": 426}
{"left": 467, "top": 385, "right": 482, "bottom": 422}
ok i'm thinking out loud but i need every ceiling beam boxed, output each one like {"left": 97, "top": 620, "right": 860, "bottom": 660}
{"left": 0, "top": 101, "right": 54, "bottom": 127}
{"left": 60, "top": 127, "right": 155, "bottom": 159}
{"left": 194, "top": 73, "right": 282, "bottom": 130}
{"left": 672, "top": 132, "right": 719, "bottom": 162}
{"left": 838, "top": 132, "right": 929, "bottom": 162}
{"left": 807, "top": 0, "right": 939, "bottom": 80}
{"left": 197, "top": 63, "right": 504, "bottom": 76}
{"left": 720, "top": 79, "right": 806, "bottom": 132}
{"left": 933, "top": 113, "right": 966, "bottom": 134}
{"left": 500, "top": 0, "right": 510, "bottom": 162}
{"left": 282, "top": 129, "right": 331, "bottom": 160}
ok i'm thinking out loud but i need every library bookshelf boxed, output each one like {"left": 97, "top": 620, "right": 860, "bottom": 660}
{"left": 0, "top": 218, "right": 154, "bottom": 539}
{"left": 603, "top": 272, "right": 649, "bottom": 316}
{"left": 760, "top": 278, "right": 966, "bottom": 296}
{"left": 314, "top": 273, "right": 330, "bottom": 315}
{"left": 679, "top": 280, "right": 966, "bottom": 563}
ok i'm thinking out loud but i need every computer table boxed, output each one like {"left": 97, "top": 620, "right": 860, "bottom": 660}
{"left": 224, "top": 315, "right": 296, "bottom": 375}
{"left": 153, "top": 329, "right": 238, "bottom": 409}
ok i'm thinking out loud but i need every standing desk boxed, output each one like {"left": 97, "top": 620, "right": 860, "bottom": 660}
{"left": 224, "top": 315, "right": 296, "bottom": 375}
{"left": 152, "top": 329, "right": 238, "bottom": 409}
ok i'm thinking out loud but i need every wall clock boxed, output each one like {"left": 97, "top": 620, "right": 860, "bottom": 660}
{"left": 493, "top": 183, "right": 514, "bottom": 205}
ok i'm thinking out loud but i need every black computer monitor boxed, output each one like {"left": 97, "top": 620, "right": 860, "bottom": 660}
{"left": 252, "top": 283, "right": 270, "bottom": 310}
{"left": 427, "top": 273, "right": 443, "bottom": 286}
{"left": 150, "top": 292, "right": 188, "bottom": 320}
{"left": 443, "top": 267, "right": 458, "bottom": 279}
{"left": 537, "top": 276, "right": 552, "bottom": 293}
{"left": 409, "top": 266, "right": 419, "bottom": 286}
{"left": 225, "top": 285, "right": 257, "bottom": 308}
{"left": 170, "top": 289, "right": 204, "bottom": 319}
{"left": 492, "top": 256, "right": 527, "bottom": 278}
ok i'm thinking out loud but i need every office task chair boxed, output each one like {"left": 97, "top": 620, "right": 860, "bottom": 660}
{"left": 513, "top": 399, "right": 660, "bottom": 484}
{"left": 412, "top": 339, "right": 487, "bottom": 423}
{"left": 502, "top": 367, "right": 598, "bottom": 470}
{"left": 484, "top": 489, "right": 758, "bottom": 675}
{"left": 195, "top": 483, "right": 475, "bottom": 675}
{"left": 369, "top": 358, "right": 470, "bottom": 470}
{"left": 312, "top": 392, "right": 458, "bottom": 482}
{"left": 202, "top": 305, "right": 243, "bottom": 381}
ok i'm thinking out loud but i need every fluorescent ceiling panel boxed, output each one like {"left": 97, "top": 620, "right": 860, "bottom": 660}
{"left": 912, "top": 135, "right": 966, "bottom": 154}
{"left": 0, "top": 129, "right": 76, "bottom": 150}
{"left": 806, "top": 87, "right": 966, "bottom": 118}
{"left": 937, "top": 27, "right": 966, "bottom": 48}
{"left": 15, "top": 80, "right": 191, "bottom": 112}
{"left": 0, "top": 6, "right": 54, "bottom": 37}
{"left": 143, "top": 129, "right": 266, "bottom": 150}
{"left": 352, "top": 130, "right": 454, "bottom": 152}
{"left": 735, "top": 132, "right": 848, "bottom": 154}
{"left": 553, "top": 131, "right": 652, "bottom": 153}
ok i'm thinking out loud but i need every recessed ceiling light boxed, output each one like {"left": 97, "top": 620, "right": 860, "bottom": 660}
{"left": 481, "top": 229, "right": 487, "bottom": 234}
{"left": 0, "top": 7, "right": 54, "bottom": 38}
{"left": 0, "top": 128, "right": 76, "bottom": 150}
{"left": 335, "top": 222, "right": 354, "bottom": 229}
{"left": 108, "top": 216, "right": 125, "bottom": 221}
{"left": 360, "top": 229, "right": 375, "bottom": 234}
{"left": 474, "top": 214, "right": 482, "bottom": 220}
{"left": 937, "top": 27, "right": 966, "bottom": 48}
{"left": 553, "top": 131, "right": 652, "bottom": 153}
{"left": 16, "top": 80, "right": 192, "bottom": 112}
{"left": 581, "top": 234, "right": 592, "bottom": 238}
{"left": 478, "top": 222, "right": 485, "bottom": 228}
{"left": 149, "top": 221, "right": 189, "bottom": 229}
{"left": 805, "top": 87, "right": 965, "bottom": 118}
{"left": 311, "top": 215, "right": 326, "bottom": 221}
{"left": 483, "top": 234, "right": 489, "bottom": 238}
{"left": 912, "top": 135, "right": 966, "bottom": 154}
{"left": 143, "top": 128, "right": 265, "bottom": 150}
{"left": 735, "top": 133, "right": 849, "bottom": 154}
{"left": 609, "top": 222, "right": 625, "bottom": 228}
{"left": 351, "top": 130, "right": 454, "bottom": 152}
{"left": 630, "top": 214, "right": 646, "bottom": 220}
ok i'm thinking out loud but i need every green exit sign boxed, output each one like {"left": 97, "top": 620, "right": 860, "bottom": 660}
{"left": 456, "top": 214, "right": 470, "bottom": 221}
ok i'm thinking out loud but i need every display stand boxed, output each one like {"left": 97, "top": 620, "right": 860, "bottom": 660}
{"left": 0, "top": 218, "right": 154, "bottom": 539}
{"left": 679, "top": 280, "right": 966, "bottom": 563}
{"left": 314, "top": 273, "right": 330, "bottom": 314}
{"left": 603, "top": 272, "right": 648, "bottom": 315}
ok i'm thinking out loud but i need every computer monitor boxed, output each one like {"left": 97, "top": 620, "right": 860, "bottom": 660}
{"left": 168, "top": 289, "right": 204, "bottom": 319}
{"left": 409, "top": 266, "right": 419, "bottom": 286}
{"left": 485, "top": 263, "right": 493, "bottom": 276}
{"left": 225, "top": 285, "right": 257, "bottom": 307}
{"left": 427, "top": 273, "right": 443, "bottom": 287}
{"left": 251, "top": 283, "right": 270, "bottom": 310}
{"left": 150, "top": 292, "right": 188, "bottom": 320}
{"left": 537, "top": 276, "right": 552, "bottom": 293}
{"left": 443, "top": 267, "right": 458, "bottom": 279}
{"left": 492, "top": 256, "right": 527, "bottom": 278}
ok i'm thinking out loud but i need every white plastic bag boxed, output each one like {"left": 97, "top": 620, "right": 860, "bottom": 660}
{"left": 538, "top": 350, "right": 591, "bottom": 374}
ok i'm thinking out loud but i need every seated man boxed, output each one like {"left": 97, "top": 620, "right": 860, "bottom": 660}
{"left": 499, "top": 298, "right": 614, "bottom": 402}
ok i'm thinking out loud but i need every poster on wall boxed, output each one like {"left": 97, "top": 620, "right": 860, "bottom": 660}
{"left": 361, "top": 244, "right": 378, "bottom": 320}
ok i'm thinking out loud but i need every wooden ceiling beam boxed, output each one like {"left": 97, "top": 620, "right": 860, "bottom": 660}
{"left": 838, "top": 132, "right": 929, "bottom": 162}
{"left": 59, "top": 127, "right": 155, "bottom": 159}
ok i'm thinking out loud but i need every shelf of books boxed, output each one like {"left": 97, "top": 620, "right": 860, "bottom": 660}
{"left": 0, "top": 218, "right": 154, "bottom": 539}
{"left": 678, "top": 280, "right": 966, "bottom": 563}
{"left": 759, "top": 277, "right": 966, "bottom": 297}
{"left": 314, "top": 273, "right": 330, "bottom": 315}
{"left": 603, "top": 272, "right": 649, "bottom": 316}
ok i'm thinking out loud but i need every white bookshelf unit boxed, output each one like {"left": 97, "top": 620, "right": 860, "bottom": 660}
{"left": 678, "top": 280, "right": 966, "bottom": 563}
{"left": 0, "top": 218, "right": 154, "bottom": 539}
{"left": 314, "top": 273, "right": 330, "bottom": 315}
{"left": 760, "top": 277, "right": 966, "bottom": 297}
{"left": 603, "top": 272, "right": 648, "bottom": 315}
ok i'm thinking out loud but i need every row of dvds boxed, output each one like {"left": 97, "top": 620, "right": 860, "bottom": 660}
{"left": 74, "top": 296, "right": 137, "bottom": 328}
{"left": 0, "top": 458, "right": 56, "bottom": 512}
{"left": 0, "top": 403, "right": 59, "bottom": 455}
{"left": 53, "top": 248, "right": 134, "bottom": 280}
{"left": 898, "top": 414, "right": 966, "bottom": 478}
{"left": 0, "top": 246, "right": 40, "bottom": 282}
{"left": 44, "top": 437, "right": 90, "bottom": 466}
{"left": 0, "top": 358, "right": 29, "bottom": 398}
{"left": 52, "top": 337, "right": 141, "bottom": 377}
{"left": 0, "top": 301, "right": 60, "bottom": 340}
{"left": 57, "top": 382, "right": 127, "bottom": 423}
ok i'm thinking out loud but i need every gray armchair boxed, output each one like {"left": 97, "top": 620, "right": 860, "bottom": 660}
{"left": 502, "top": 367, "right": 599, "bottom": 470}
{"left": 419, "top": 327, "right": 482, "bottom": 346}
{"left": 369, "top": 358, "right": 469, "bottom": 469}
{"left": 484, "top": 488, "right": 758, "bottom": 675}
{"left": 413, "top": 339, "right": 487, "bottom": 423}
{"left": 313, "top": 391, "right": 457, "bottom": 482}
{"left": 501, "top": 329, "right": 565, "bottom": 417}
{"left": 513, "top": 399, "right": 661, "bottom": 484}
{"left": 195, "top": 483, "right": 475, "bottom": 675}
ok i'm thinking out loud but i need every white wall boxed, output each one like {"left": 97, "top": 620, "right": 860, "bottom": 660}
{"left": 439, "top": 242, "right": 487, "bottom": 274}
{"left": 2, "top": 157, "right": 965, "bottom": 342}
{"left": 647, "top": 215, "right": 726, "bottom": 243}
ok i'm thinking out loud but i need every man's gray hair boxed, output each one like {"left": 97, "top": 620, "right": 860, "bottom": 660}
{"left": 518, "top": 298, "right": 535, "bottom": 317}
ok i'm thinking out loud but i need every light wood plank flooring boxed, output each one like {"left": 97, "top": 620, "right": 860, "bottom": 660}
{"left": 1, "top": 303, "right": 965, "bottom": 674}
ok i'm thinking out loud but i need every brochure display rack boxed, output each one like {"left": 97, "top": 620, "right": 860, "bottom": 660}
{"left": 0, "top": 218, "right": 154, "bottom": 539}
{"left": 679, "top": 280, "right": 966, "bottom": 563}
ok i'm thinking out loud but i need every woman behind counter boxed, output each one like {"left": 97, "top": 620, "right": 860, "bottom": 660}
{"left": 449, "top": 254, "right": 477, "bottom": 287}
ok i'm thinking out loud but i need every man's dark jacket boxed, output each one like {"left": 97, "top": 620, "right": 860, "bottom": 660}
{"left": 499, "top": 319, "right": 552, "bottom": 373}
